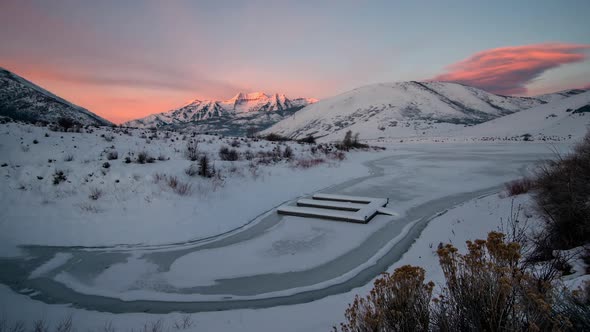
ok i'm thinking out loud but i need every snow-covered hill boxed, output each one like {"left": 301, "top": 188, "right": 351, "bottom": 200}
{"left": 124, "top": 92, "right": 317, "bottom": 136}
{"left": 455, "top": 90, "right": 590, "bottom": 140}
{"left": 534, "top": 88, "right": 588, "bottom": 104}
{"left": 263, "top": 81, "right": 551, "bottom": 141}
{"left": 0, "top": 67, "right": 113, "bottom": 126}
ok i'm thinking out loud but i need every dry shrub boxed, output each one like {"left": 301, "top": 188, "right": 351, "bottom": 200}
{"left": 137, "top": 151, "right": 154, "bottom": 164}
{"left": 167, "top": 176, "right": 192, "bottom": 196}
{"left": 219, "top": 146, "right": 240, "bottom": 161}
{"left": 533, "top": 131, "right": 590, "bottom": 252}
{"left": 292, "top": 158, "right": 325, "bottom": 169}
{"left": 106, "top": 150, "right": 118, "bottom": 160}
{"left": 167, "top": 176, "right": 179, "bottom": 189}
{"left": 505, "top": 177, "right": 535, "bottom": 196}
{"left": 337, "top": 232, "right": 589, "bottom": 332}
{"left": 261, "top": 133, "right": 291, "bottom": 142}
{"left": 185, "top": 163, "right": 199, "bottom": 177}
{"left": 52, "top": 170, "right": 67, "bottom": 185}
{"left": 336, "top": 130, "right": 368, "bottom": 151}
{"left": 153, "top": 172, "right": 166, "bottom": 183}
{"left": 198, "top": 155, "right": 214, "bottom": 177}
{"left": 432, "top": 232, "right": 570, "bottom": 332}
{"left": 184, "top": 140, "right": 199, "bottom": 161}
{"left": 282, "top": 146, "right": 293, "bottom": 159}
{"left": 89, "top": 187, "right": 103, "bottom": 200}
{"left": 337, "top": 266, "right": 433, "bottom": 332}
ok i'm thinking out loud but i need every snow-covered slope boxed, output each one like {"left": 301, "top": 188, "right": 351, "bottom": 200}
{"left": 263, "top": 81, "right": 545, "bottom": 141}
{"left": 124, "top": 92, "right": 317, "bottom": 136}
{"left": 0, "top": 67, "right": 113, "bottom": 126}
{"left": 456, "top": 90, "right": 590, "bottom": 140}
{"left": 534, "top": 88, "right": 587, "bottom": 104}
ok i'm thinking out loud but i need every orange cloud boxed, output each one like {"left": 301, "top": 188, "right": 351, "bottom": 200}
{"left": 432, "top": 43, "right": 590, "bottom": 95}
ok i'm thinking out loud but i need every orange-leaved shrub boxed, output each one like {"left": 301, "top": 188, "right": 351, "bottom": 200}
{"left": 337, "top": 265, "right": 433, "bottom": 332}
{"left": 336, "top": 232, "right": 590, "bottom": 332}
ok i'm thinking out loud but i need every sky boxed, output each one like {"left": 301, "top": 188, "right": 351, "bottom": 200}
{"left": 1, "top": 0, "right": 589, "bottom": 124}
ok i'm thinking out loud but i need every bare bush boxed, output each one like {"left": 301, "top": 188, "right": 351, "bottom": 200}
{"left": 153, "top": 172, "right": 166, "bottom": 183}
{"left": 174, "top": 182, "right": 192, "bottom": 196}
{"left": 185, "top": 163, "right": 199, "bottom": 177}
{"left": 184, "top": 140, "right": 199, "bottom": 161}
{"left": 107, "top": 150, "right": 118, "bottom": 160}
{"left": 55, "top": 316, "right": 73, "bottom": 332}
{"left": 282, "top": 146, "right": 293, "bottom": 159}
{"left": 292, "top": 158, "right": 325, "bottom": 169}
{"left": 89, "top": 187, "right": 103, "bottom": 200}
{"left": 298, "top": 134, "right": 316, "bottom": 144}
{"left": 63, "top": 154, "right": 74, "bottom": 162}
{"left": 141, "top": 320, "right": 164, "bottom": 332}
{"left": 137, "top": 151, "right": 155, "bottom": 164}
{"left": 33, "top": 320, "right": 48, "bottom": 332}
{"left": 198, "top": 155, "right": 214, "bottom": 177}
{"left": 52, "top": 170, "right": 67, "bottom": 185}
{"left": 261, "top": 133, "right": 291, "bottom": 142}
{"left": 505, "top": 177, "right": 535, "bottom": 196}
{"left": 230, "top": 139, "right": 240, "bottom": 148}
{"left": 532, "top": 132, "right": 590, "bottom": 252}
{"left": 336, "top": 130, "right": 368, "bottom": 151}
{"left": 56, "top": 117, "right": 79, "bottom": 132}
{"left": 219, "top": 146, "right": 239, "bottom": 161}
{"left": 167, "top": 175, "right": 179, "bottom": 189}
{"left": 167, "top": 176, "right": 192, "bottom": 196}
{"left": 172, "top": 315, "right": 194, "bottom": 330}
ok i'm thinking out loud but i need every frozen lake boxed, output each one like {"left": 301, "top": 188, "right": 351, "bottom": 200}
{"left": 0, "top": 143, "right": 563, "bottom": 313}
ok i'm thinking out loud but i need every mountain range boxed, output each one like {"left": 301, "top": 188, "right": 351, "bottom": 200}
{"left": 0, "top": 67, "right": 587, "bottom": 140}
{"left": 0, "top": 67, "right": 112, "bottom": 126}
{"left": 263, "top": 81, "right": 586, "bottom": 141}
{"left": 123, "top": 92, "right": 317, "bottom": 136}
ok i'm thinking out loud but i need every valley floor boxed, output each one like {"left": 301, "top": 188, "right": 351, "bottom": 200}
{"left": 0, "top": 123, "right": 586, "bottom": 331}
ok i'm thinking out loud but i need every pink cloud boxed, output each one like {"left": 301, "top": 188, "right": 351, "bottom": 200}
{"left": 432, "top": 43, "right": 590, "bottom": 95}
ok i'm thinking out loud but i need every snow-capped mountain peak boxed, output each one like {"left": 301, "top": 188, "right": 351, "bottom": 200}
{"left": 124, "top": 91, "right": 317, "bottom": 135}
{"left": 228, "top": 91, "right": 269, "bottom": 103}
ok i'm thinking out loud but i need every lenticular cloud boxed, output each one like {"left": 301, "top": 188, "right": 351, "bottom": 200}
{"left": 433, "top": 43, "right": 590, "bottom": 95}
